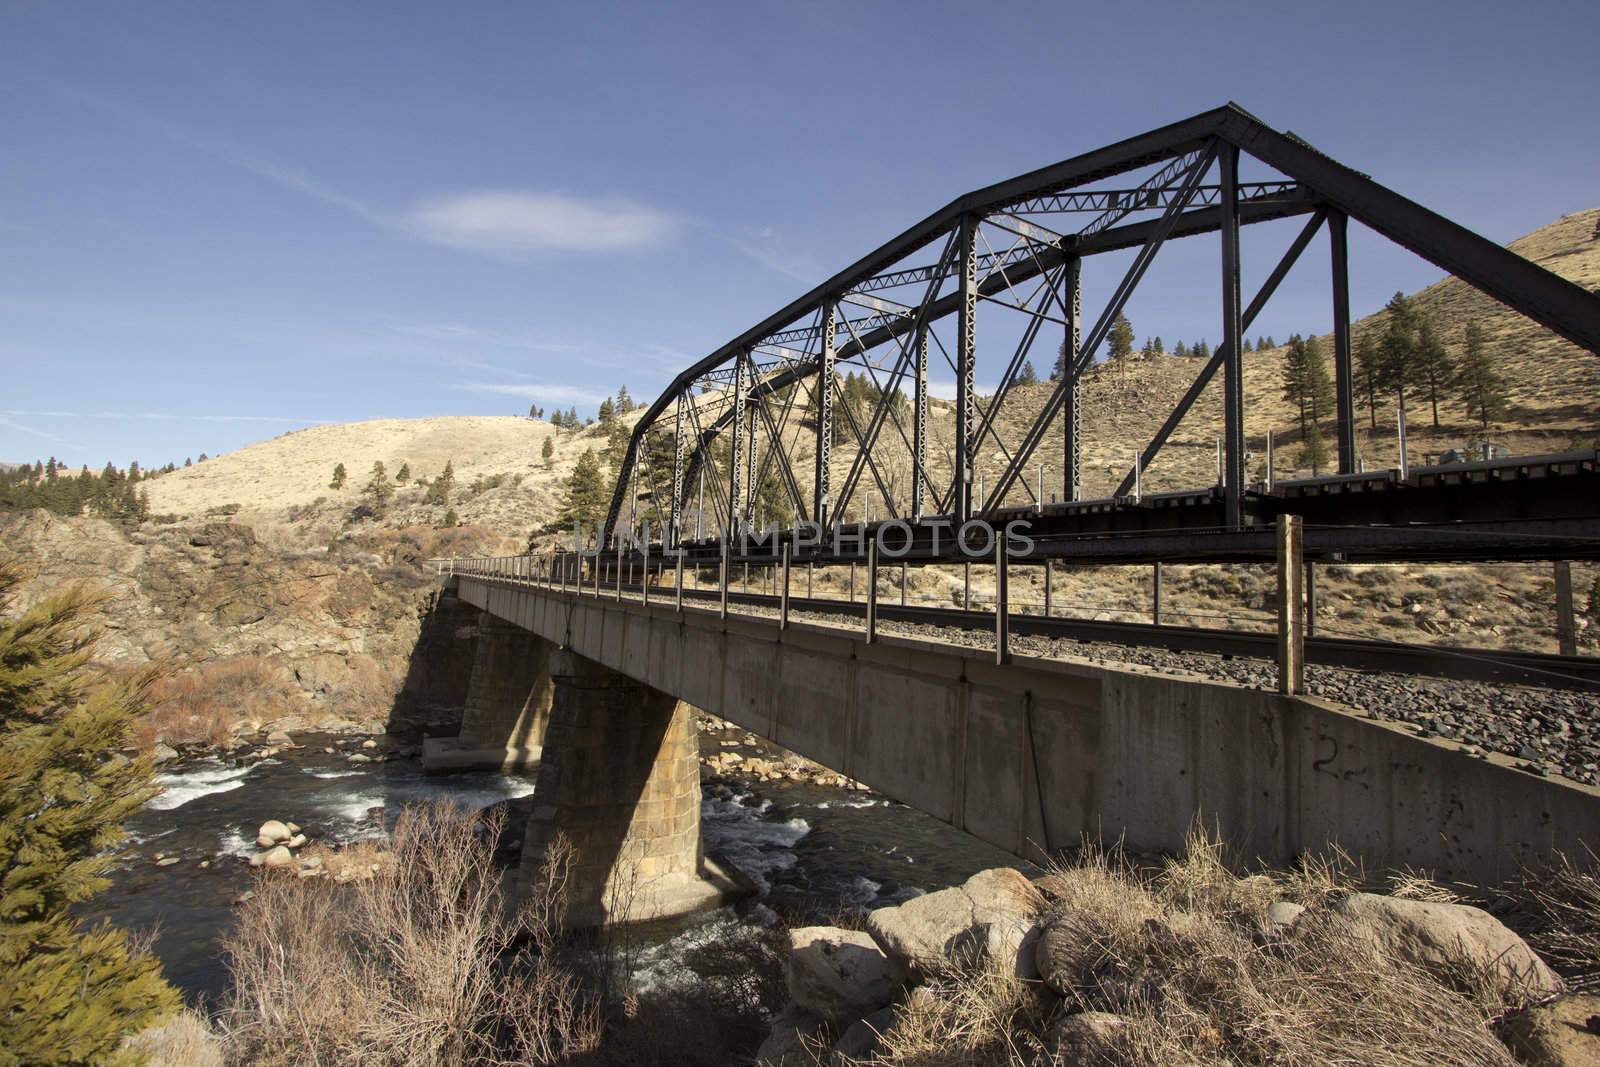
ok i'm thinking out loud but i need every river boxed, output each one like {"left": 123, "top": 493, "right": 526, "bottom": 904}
{"left": 98, "top": 722, "right": 1026, "bottom": 1002}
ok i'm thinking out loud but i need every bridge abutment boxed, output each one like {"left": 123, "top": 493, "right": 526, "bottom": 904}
{"left": 422, "top": 611, "right": 552, "bottom": 772}
{"left": 517, "top": 648, "right": 737, "bottom": 926}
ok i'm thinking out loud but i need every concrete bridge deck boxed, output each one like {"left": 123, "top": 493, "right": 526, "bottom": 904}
{"left": 448, "top": 570, "right": 1598, "bottom": 891}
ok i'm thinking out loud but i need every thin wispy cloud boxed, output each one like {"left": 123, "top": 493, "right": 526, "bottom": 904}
{"left": 405, "top": 192, "right": 675, "bottom": 254}
{"left": 0, "top": 415, "right": 76, "bottom": 447}
{"left": 60, "top": 86, "right": 673, "bottom": 261}
{"left": 456, "top": 382, "right": 612, "bottom": 406}
{"left": 727, "top": 225, "right": 821, "bottom": 285}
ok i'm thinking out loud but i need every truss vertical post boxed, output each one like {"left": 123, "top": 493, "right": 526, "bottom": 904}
{"left": 1062, "top": 254, "right": 1082, "bottom": 503}
{"left": 1220, "top": 145, "right": 1245, "bottom": 528}
{"left": 642, "top": 539, "right": 651, "bottom": 607}
{"left": 814, "top": 301, "right": 837, "bottom": 527}
{"left": 670, "top": 395, "right": 687, "bottom": 544}
{"left": 912, "top": 323, "right": 929, "bottom": 519}
{"left": 745, "top": 402, "right": 758, "bottom": 523}
{"left": 729, "top": 350, "right": 746, "bottom": 542}
{"left": 1152, "top": 561, "right": 1162, "bottom": 624}
{"left": 1330, "top": 210, "right": 1356, "bottom": 473}
{"left": 1044, "top": 559, "right": 1053, "bottom": 617}
{"left": 719, "top": 541, "right": 729, "bottom": 620}
{"left": 866, "top": 538, "right": 878, "bottom": 644}
{"left": 955, "top": 214, "right": 978, "bottom": 521}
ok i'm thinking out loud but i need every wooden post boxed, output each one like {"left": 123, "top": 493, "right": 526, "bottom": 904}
{"left": 849, "top": 561, "right": 857, "bottom": 602}
{"left": 1555, "top": 561, "right": 1577, "bottom": 656}
{"left": 1276, "top": 514, "right": 1305, "bottom": 695}
{"left": 994, "top": 534, "right": 1010, "bottom": 665}
{"left": 900, "top": 562, "right": 908, "bottom": 606}
{"left": 1044, "top": 558, "right": 1053, "bottom": 617}
{"left": 1152, "top": 561, "right": 1162, "bottom": 625}
{"left": 780, "top": 543, "right": 791, "bottom": 630}
{"left": 866, "top": 539, "right": 879, "bottom": 644}
{"left": 807, "top": 560, "right": 814, "bottom": 599}
{"left": 963, "top": 561, "right": 972, "bottom": 610}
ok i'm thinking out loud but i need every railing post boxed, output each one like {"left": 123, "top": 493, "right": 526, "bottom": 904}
{"left": 1044, "top": 558, "right": 1053, "bottom": 617}
{"left": 1276, "top": 514, "right": 1305, "bottom": 695}
{"left": 849, "top": 561, "right": 856, "bottom": 602}
{"left": 866, "top": 537, "right": 879, "bottom": 644}
{"left": 900, "top": 562, "right": 907, "bottom": 606}
{"left": 994, "top": 533, "right": 1009, "bottom": 665}
{"left": 719, "top": 542, "right": 729, "bottom": 620}
{"left": 1152, "top": 561, "right": 1162, "bottom": 625}
{"left": 642, "top": 540, "right": 651, "bottom": 607}
{"left": 963, "top": 561, "right": 971, "bottom": 611}
{"left": 675, "top": 547, "right": 685, "bottom": 614}
{"left": 780, "top": 542, "right": 791, "bottom": 631}
{"left": 807, "top": 560, "right": 814, "bottom": 599}
{"left": 616, "top": 545, "right": 624, "bottom": 602}
{"left": 1305, "top": 560, "right": 1317, "bottom": 637}
{"left": 1556, "top": 561, "right": 1577, "bottom": 656}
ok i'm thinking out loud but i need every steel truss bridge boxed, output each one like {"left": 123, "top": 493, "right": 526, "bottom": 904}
{"left": 595, "top": 102, "right": 1600, "bottom": 568}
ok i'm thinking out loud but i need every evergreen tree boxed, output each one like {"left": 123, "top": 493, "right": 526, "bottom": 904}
{"left": 558, "top": 448, "right": 609, "bottom": 535}
{"left": 1051, "top": 340, "right": 1070, "bottom": 380}
{"left": 1414, "top": 313, "right": 1454, "bottom": 428}
{"left": 598, "top": 397, "right": 616, "bottom": 425}
{"left": 1174, "top": 341, "right": 1189, "bottom": 357}
{"left": 1281, "top": 334, "right": 1334, "bottom": 439}
{"left": 0, "top": 569, "right": 181, "bottom": 1058}
{"left": 1153, "top": 337, "right": 1164, "bottom": 354}
{"left": 363, "top": 461, "right": 393, "bottom": 509}
{"left": 438, "top": 509, "right": 459, "bottom": 529}
{"left": 330, "top": 462, "right": 347, "bottom": 490}
{"left": 426, "top": 460, "right": 455, "bottom": 505}
{"left": 1108, "top": 313, "right": 1135, "bottom": 360}
{"left": 395, "top": 462, "right": 411, "bottom": 484}
{"left": 566, "top": 407, "right": 578, "bottom": 429}
{"left": 1300, "top": 421, "right": 1331, "bottom": 475}
{"left": 184, "top": 458, "right": 192, "bottom": 468}
{"left": 1242, "top": 338, "right": 1253, "bottom": 353}
{"left": 1196, "top": 339, "right": 1211, "bottom": 359}
{"left": 542, "top": 436, "right": 556, "bottom": 469}
{"left": 1017, "top": 360, "right": 1038, "bottom": 386}
{"left": 1456, "top": 321, "right": 1508, "bottom": 429}
{"left": 1353, "top": 333, "right": 1382, "bottom": 429}
{"left": 1378, "top": 292, "right": 1429, "bottom": 425}
{"left": 197, "top": 453, "right": 208, "bottom": 463}
{"left": 616, "top": 385, "right": 633, "bottom": 414}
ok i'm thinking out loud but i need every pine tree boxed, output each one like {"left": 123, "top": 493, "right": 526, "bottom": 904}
{"left": 426, "top": 460, "right": 455, "bottom": 505}
{"left": 566, "top": 407, "right": 578, "bottom": 430}
{"left": 364, "top": 461, "right": 393, "bottom": 509}
{"left": 1052, "top": 341, "right": 1070, "bottom": 380}
{"left": 541, "top": 436, "right": 556, "bottom": 469}
{"left": 1456, "top": 321, "right": 1508, "bottom": 429}
{"left": 1300, "top": 421, "right": 1331, "bottom": 475}
{"left": 1414, "top": 312, "right": 1454, "bottom": 428}
{"left": 1153, "top": 337, "right": 1164, "bottom": 354}
{"left": 1108, "top": 313, "right": 1135, "bottom": 360}
{"left": 330, "top": 463, "right": 347, "bottom": 490}
{"left": 598, "top": 397, "right": 616, "bottom": 425}
{"left": 395, "top": 462, "right": 411, "bottom": 484}
{"left": 0, "top": 569, "right": 181, "bottom": 1058}
{"left": 1242, "top": 338, "right": 1253, "bottom": 353}
{"left": 1354, "top": 333, "right": 1382, "bottom": 429}
{"left": 616, "top": 385, "right": 633, "bottom": 414}
{"left": 1174, "top": 341, "right": 1189, "bottom": 358}
{"left": 1282, "top": 334, "right": 1334, "bottom": 439}
{"left": 558, "top": 448, "right": 609, "bottom": 535}
{"left": 438, "top": 509, "right": 459, "bottom": 529}
{"left": 197, "top": 453, "right": 208, "bottom": 463}
{"left": 1378, "top": 292, "right": 1429, "bottom": 425}
{"left": 1017, "top": 360, "right": 1038, "bottom": 386}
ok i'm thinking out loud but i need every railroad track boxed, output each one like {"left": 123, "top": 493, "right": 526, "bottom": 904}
{"left": 507, "top": 575, "right": 1600, "bottom": 693}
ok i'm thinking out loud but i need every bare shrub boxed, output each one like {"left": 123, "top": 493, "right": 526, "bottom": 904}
{"left": 1500, "top": 848, "right": 1600, "bottom": 988}
{"left": 123, "top": 1009, "right": 224, "bottom": 1067}
{"left": 220, "top": 802, "right": 601, "bottom": 1066}
{"left": 141, "top": 655, "right": 298, "bottom": 747}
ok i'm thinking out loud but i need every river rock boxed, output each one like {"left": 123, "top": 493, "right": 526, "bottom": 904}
{"left": 251, "top": 845, "right": 294, "bottom": 868}
{"left": 286, "top": 833, "right": 307, "bottom": 849}
{"left": 1045, "top": 1011, "right": 1131, "bottom": 1065}
{"left": 786, "top": 927, "right": 904, "bottom": 1022}
{"left": 866, "top": 867, "right": 1042, "bottom": 978}
{"left": 266, "top": 730, "right": 293, "bottom": 744}
{"left": 1327, "top": 893, "right": 1564, "bottom": 999}
{"left": 256, "top": 820, "right": 292, "bottom": 847}
{"left": 755, "top": 1002, "right": 827, "bottom": 1066}
{"left": 151, "top": 743, "right": 179, "bottom": 765}
{"left": 1500, "top": 993, "right": 1600, "bottom": 1066}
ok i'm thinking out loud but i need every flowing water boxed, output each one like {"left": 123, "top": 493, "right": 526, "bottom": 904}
{"left": 96, "top": 724, "right": 1025, "bottom": 1002}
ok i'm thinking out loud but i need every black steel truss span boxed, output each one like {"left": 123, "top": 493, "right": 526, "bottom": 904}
{"left": 600, "top": 103, "right": 1600, "bottom": 558}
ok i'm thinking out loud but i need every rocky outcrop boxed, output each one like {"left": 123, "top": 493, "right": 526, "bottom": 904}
{"left": 1500, "top": 993, "right": 1600, "bottom": 1066}
{"left": 866, "top": 867, "right": 1042, "bottom": 979}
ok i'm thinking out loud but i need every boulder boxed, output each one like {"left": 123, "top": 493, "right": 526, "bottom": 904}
{"left": 1327, "top": 893, "right": 1564, "bottom": 1000}
{"left": 867, "top": 867, "right": 1041, "bottom": 978}
{"left": 1044, "top": 1011, "right": 1131, "bottom": 1066}
{"left": 755, "top": 1002, "right": 827, "bottom": 1066}
{"left": 1257, "top": 900, "right": 1306, "bottom": 941}
{"left": 256, "top": 820, "right": 291, "bottom": 847}
{"left": 151, "top": 743, "right": 180, "bottom": 765}
{"left": 286, "top": 833, "right": 307, "bottom": 849}
{"left": 250, "top": 845, "right": 294, "bottom": 869}
{"left": 265, "top": 730, "right": 293, "bottom": 744}
{"left": 832, "top": 1005, "right": 897, "bottom": 1061}
{"left": 786, "top": 926, "right": 904, "bottom": 1022}
{"left": 1500, "top": 993, "right": 1600, "bottom": 1066}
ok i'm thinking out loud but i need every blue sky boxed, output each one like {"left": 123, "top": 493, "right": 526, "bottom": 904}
{"left": 2, "top": 0, "right": 1595, "bottom": 469}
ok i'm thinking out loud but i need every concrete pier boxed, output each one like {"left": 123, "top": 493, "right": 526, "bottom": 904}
{"left": 422, "top": 612, "right": 551, "bottom": 772}
{"left": 517, "top": 648, "right": 738, "bottom": 926}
